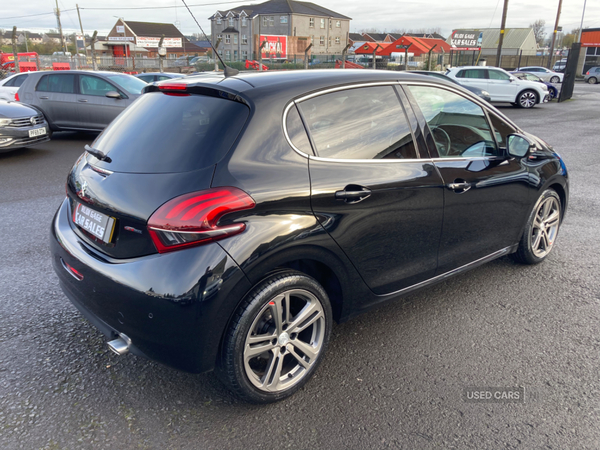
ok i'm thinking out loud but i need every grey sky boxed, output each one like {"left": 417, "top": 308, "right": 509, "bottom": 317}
{"left": 1, "top": 0, "right": 597, "bottom": 39}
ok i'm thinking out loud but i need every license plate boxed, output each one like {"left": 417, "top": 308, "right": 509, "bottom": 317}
{"left": 29, "top": 127, "right": 46, "bottom": 138}
{"left": 73, "top": 202, "right": 115, "bottom": 243}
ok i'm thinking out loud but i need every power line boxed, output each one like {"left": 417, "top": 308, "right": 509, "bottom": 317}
{"left": 3, "top": 9, "right": 76, "bottom": 20}
{"left": 79, "top": 1, "right": 251, "bottom": 10}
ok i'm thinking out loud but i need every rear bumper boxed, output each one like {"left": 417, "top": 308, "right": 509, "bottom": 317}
{"left": 50, "top": 197, "right": 252, "bottom": 373}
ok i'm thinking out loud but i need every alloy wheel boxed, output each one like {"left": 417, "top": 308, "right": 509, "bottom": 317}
{"left": 519, "top": 91, "right": 537, "bottom": 108}
{"left": 550, "top": 76, "right": 560, "bottom": 83}
{"left": 243, "top": 289, "right": 326, "bottom": 393}
{"left": 530, "top": 196, "right": 560, "bottom": 258}
{"left": 589, "top": 77, "right": 597, "bottom": 85}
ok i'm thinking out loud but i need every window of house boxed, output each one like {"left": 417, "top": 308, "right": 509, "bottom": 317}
{"left": 225, "top": 34, "right": 231, "bottom": 44}
{"left": 217, "top": 34, "right": 223, "bottom": 43}
{"left": 242, "top": 35, "right": 247, "bottom": 44}
{"left": 269, "top": 16, "right": 275, "bottom": 26}
{"left": 320, "top": 36, "right": 325, "bottom": 46}
{"left": 234, "top": 50, "right": 238, "bottom": 60}
{"left": 406, "top": 85, "right": 499, "bottom": 158}
{"left": 311, "top": 35, "right": 314, "bottom": 43}
{"left": 328, "top": 36, "right": 331, "bottom": 47}
{"left": 320, "top": 18, "right": 325, "bottom": 29}
{"left": 280, "top": 16, "right": 288, "bottom": 24}
{"left": 242, "top": 50, "right": 248, "bottom": 59}
{"left": 216, "top": 17, "right": 222, "bottom": 24}
{"left": 335, "top": 37, "right": 340, "bottom": 45}
{"left": 229, "top": 18, "right": 234, "bottom": 26}
{"left": 297, "top": 86, "right": 417, "bottom": 160}
{"left": 233, "top": 34, "right": 238, "bottom": 44}
{"left": 241, "top": 17, "right": 247, "bottom": 27}
{"left": 309, "top": 18, "right": 315, "bottom": 28}
{"left": 263, "top": 16, "right": 268, "bottom": 27}
{"left": 336, "top": 20, "right": 341, "bottom": 28}
{"left": 225, "top": 50, "right": 231, "bottom": 61}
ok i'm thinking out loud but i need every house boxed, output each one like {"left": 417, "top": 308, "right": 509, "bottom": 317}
{"left": 210, "top": 0, "right": 351, "bottom": 60}
{"left": 361, "top": 32, "right": 398, "bottom": 43}
{"left": 104, "top": 19, "right": 207, "bottom": 59}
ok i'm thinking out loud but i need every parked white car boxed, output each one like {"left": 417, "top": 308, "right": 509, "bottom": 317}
{"left": 0, "top": 72, "right": 31, "bottom": 101}
{"left": 516, "top": 66, "right": 564, "bottom": 83}
{"left": 445, "top": 66, "right": 550, "bottom": 108}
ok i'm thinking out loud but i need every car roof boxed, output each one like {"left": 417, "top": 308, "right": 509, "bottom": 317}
{"left": 24, "top": 70, "right": 135, "bottom": 78}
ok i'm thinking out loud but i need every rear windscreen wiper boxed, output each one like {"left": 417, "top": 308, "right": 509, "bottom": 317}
{"left": 84, "top": 145, "right": 112, "bottom": 163}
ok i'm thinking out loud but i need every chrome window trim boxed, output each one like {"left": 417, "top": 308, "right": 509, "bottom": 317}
{"left": 282, "top": 79, "right": 521, "bottom": 163}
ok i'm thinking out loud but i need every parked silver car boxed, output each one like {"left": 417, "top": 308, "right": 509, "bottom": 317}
{"left": 515, "top": 66, "right": 563, "bottom": 83}
{"left": 16, "top": 71, "right": 147, "bottom": 131}
{"left": 584, "top": 67, "right": 599, "bottom": 84}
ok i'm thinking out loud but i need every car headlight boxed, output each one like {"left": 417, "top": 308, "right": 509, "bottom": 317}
{"left": 0, "top": 118, "right": 12, "bottom": 127}
{"left": 481, "top": 90, "right": 491, "bottom": 97}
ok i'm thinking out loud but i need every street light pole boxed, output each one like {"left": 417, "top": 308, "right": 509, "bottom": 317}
{"left": 577, "top": 0, "right": 587, "bottom": 43}
{"left": 547, "top": 0, "right": 564, "bottom": 68}
{"left": 496, "top": 0, "right": 509, "bottom": 68}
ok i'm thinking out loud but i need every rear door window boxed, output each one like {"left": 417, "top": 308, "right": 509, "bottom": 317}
{"left": 91, "top": 92, "right": 249, "bottom": 173}
{"left": 488, "top": 70, "right": 510, "bottom": 80}
{"left": 297, "top": 85, "right": 418, "bottom": 160}
{"left": 457, "top": 69, "right": 487, "bottom": 79}
{"left": 36, "top": 74, "right": 75, "bottom": 93}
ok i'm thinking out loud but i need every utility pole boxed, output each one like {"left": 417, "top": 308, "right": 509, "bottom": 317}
{"left": 90, "top": 30, "right": 98, "bottom": 70}
{"left": 24, "top": 31, "right": 29, "bottom": 52}
{"left": 76, "top": 4, "right": 87, "bottom": 56}
{"left": 547, "top": 0, "right": 563, "bottom": 68}
{"left": 577, "top": 0, "right": 587, "bottom": 43}
{"left": 55, "top": 0, "right": 67, "bottom": 54}
{"left": 11, "top": 27, "right": 20, "bottom": 73}
{"left": 496, "top": 0, "right": 509, "bottom": 68}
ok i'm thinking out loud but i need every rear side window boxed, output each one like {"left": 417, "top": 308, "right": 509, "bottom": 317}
{"left": 297, "top": 86, "right": 417, "bottom": 160}
{"left": 91, "top": 92, "right": 249, "bottom": 173}
{"left": 457, "top": 69, "right": 486, "bottom": 79}
{"left": 13, "top": 74, "right": 28, "bottom": 87}
{"left": 36, "top": 74, "right": 75, "bottom": 93}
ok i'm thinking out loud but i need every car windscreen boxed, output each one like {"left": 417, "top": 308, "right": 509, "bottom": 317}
{"left": 91, "top": 92, "right": 249, "bottom": 173}
{"left": 105, "top": 74, "right": 148, "bottom": 95}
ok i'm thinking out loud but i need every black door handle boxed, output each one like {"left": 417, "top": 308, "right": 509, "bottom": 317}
{"left": 335, "top": 186, "right": 372, "bottom": 202}
{"left": 78, "top": 99, "right": 88, "bottom": 103}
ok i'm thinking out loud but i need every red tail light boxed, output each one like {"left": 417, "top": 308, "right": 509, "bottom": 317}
{"left": 586, "top": 71, "right": 590, "bottom": 75}
{"left": 15, "top": 92, "right": 19, "bottom": 101}
{"left": 158, "top": 83, "right": 187, "bottom": 91}
{"left": 147, "top": 187, "right": 255, "bottom": 253}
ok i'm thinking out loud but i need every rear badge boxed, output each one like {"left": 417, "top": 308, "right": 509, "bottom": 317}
{"left": 124, "top": 226, "right": 143, "bottom": 234}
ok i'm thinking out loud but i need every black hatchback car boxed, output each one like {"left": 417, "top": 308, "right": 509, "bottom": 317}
{"left": 50, "top": 70, "right": 568, "bottom": 403}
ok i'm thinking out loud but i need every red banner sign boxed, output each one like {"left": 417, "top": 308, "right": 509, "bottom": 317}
{"left": 259, "top": 35, "right": 287, "bottom": 59}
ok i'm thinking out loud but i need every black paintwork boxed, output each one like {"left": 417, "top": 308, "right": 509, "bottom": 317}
{"left": 51, "top": 70, "right": 569, "bottom": 373}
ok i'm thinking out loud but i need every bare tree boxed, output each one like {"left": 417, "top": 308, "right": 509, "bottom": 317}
{"left": 530, "top": 19, "right": 546, "bottom": 46}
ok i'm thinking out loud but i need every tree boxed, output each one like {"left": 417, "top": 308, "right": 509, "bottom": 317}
{"left": 562, "top": 28, "right": 579, "bottom": 48}
{"left": 530, "top": 19, "right": 546, "bottom": 46}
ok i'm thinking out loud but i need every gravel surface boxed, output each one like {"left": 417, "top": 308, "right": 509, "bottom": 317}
{"left": 0, "top": 84, "right": 599, "bottom": 450}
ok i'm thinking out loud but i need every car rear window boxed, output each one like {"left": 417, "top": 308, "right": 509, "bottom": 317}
{"left": 91, "top": 92, "right": 249, "bottom": 173}
{"left": 37, "top": 74, "right": 75, "bottom": 93}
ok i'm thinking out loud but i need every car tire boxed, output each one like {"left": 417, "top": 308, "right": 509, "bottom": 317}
{"left": 511, "top": 189, "right": 562, "bottom": 265}
{"left": 516, "top": 90, "right": 538, "bottom": 108}
{"left": 549, "top": 86, "right": 558, "bottom": 100}
{"left": 218, "top": 270, "right": 332, "bottom": 403}
{"left": 550, "top": 76, "right": 560, "bottom": 83}
{"left": 588, "top": 77, "right": 597, "bottom": 85}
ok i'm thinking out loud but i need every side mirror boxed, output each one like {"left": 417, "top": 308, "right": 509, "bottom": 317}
{"left": 105, "top": 91, "right": 122, "bottom": 99}
{"left": 507, "top": 134, "right": 535, "bottom": 158}
{"left": 509, "top": 76, "right": 516, "bottom": 82}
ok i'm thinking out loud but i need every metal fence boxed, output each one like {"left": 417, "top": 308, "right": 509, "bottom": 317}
{"left": 7, "top": 52, "right": 573, "bottom": 76}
